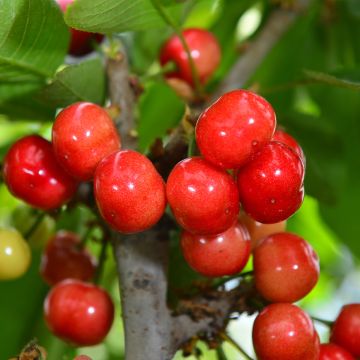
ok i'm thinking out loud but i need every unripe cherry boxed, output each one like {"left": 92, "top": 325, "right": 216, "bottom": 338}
{"left": 166, "top": 157, "right": 239, "bottom": 235}
{"left": 196, "top": 90, "right": 276, "bottom": 169}
{"left": 273, "top": 129, "right": 306, "bottom": 165}
{"left": 52, "top": 102, "right": 121, "bottom": 181}
{"left": 94, "top": 150, "right": 166, "bottom": 233}
{"left": 237, "top": 141, "right": 304, "bottom": 223}
{"left": 3, "top": 135, "right": 77, "bottom": 210}
{"left": 181, "top": 221, "right": 250, "bottom": 277}
{"left": 320, "top": 343, "right": 355, "bottom": 360}
{"left": 253, "top": 232, "right": 319, "bottom": 303}
{"left": 253, "top": 303, "right": 319, "bottom": 360}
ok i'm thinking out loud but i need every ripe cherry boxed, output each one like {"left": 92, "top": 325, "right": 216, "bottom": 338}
{"left": 320, "top": 344, "right": 355, "bottom": 360}
{"left": 237, "top": 141, "right": 304, "bottom": 223}
{"left": 94, "top": 150, "right": 166, "bottom": 233}
{"left": 56, "top": 0, "right": 104, "bottom": 56}
{"left": 0, "top": 228, "right": 31, "bottom": 280}
{"left": 273, "top": 129, "right": 306, "bottom": 165}
{"left": 330, "top": 304, "right": 360, "bottom": 357}
{"left": 253, "top": 303, "right": 319, "bottom": 360}
{"left": 196, "top": 90, "right": 276, "bottom": 169}
{"left": 166, "top": 157, "right": 239, "bottom": 235}
{"left": 160, "top": 28, "right": 221, "bottom": 86}
{"left": 52, "top": 102, "right": 121, "bottom": 181}
{"left": 3, "top": 135, "right": 78, "bottom": 210}
{"left": 253, "top": 232, "right": 319, "bottom": 302}
{"left": 181, "top": 221, "right": 250, "bottom": 277}
{"left": 44, "top": 280, "right": 114, "bottom": 346}
{"left": 40, "top": 231, "right": 97, "bottom": 286}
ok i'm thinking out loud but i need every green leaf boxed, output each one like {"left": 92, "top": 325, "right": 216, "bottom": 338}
{"left": 40, "top": 58, "right": 106, "bottom": 107}
{"left": 0, "top": 0, "right": 69, "bottom": 83}
{"left": 65, "top": 0, "right": 166, "bottom": 33}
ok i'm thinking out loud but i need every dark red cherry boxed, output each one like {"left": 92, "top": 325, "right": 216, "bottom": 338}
{"left": 273, "top": 129, "right": 306, "bottom": 165}
{"left": 320, "top": 343, "right": 355, "bottom": 360}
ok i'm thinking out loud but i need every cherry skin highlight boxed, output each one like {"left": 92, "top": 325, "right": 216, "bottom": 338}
{"left": 44, "top": 280, "right": 114, "bottom": 346}
{"left": 320, "top": 344, "right": 355, "bottom": 360}
{"left": 237, "top": 141, "right": 304, "bottom": 223}
{"left": 253, "top": 232, "right": 319, "bottom": 303}
{"left": 40, "top": 231, "right": 97, "bottom": 286}
{"left": 94, "top": 150, "right": 166, "bottom": 233}
{"left": 52, "top": 102, "right": 121, "bottom": 181}
{"left": 56, "top": 0, "right": 104, "bottom": 56}
{"left": 330, "top": 304, "right": 360, "bottom": 357}
{"left": 252, "top": 303, "right": 319, "bottom": 360}
{"left": 181, "top": 221, "right": 251, "bottom": 277}
{"left": 3, "top": 135, "right": 77, "bottom": 210}
{"left": 160, "top": 28, "right": 221, "bottom": 86}
{"left": 166, "top": 157, "right": 239, "bottom": 235}
{"left": 196, "top": 90, "right": 276, "bottom": 169}
{"left": 273, "top": 129, "right": 306, "bottom": 165}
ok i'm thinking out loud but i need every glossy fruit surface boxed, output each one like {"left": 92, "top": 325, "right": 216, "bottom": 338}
{"left": 237, "top": 141, "right": 304, "bottom": 223}
{"left": 52, "top": 102, "right": 121, "bottom": 181}
{"left": 160, "top": 28, "right": 221, "bottom": 86}
{"left": 3, "top": 135, "right": 77, "bottom": 210}
{"left": 166, "top": 157, "right": 239, "bottom": 234}
{"left": 94, "top": 150, "right": 166, "bottom": 233}
{"left": 181, "top": 221, "right": 250, "bottom": 277}
{"left": 57, "top": 0, "right": 104, "bottom": 56}
{"left": 330, "top": 304, "right": 360, "bottom": 356}
{"left": 253, "top": 303, "right": 318, "bottom": 360}
{"left": 253, "top": 232, "right": 319, "bottom": 302}
{"left": 196, "top": 90, "right": 276, "bottom": 169}
{"left": 40, "top": 231, "right": 97, "bottom": 286}
{"left": 273, "top": 129, "right": 306, "bottom": 165}
{"left": 44, "top": 280, "right": 114, "bottom": 346}
{"left": 320, "top": 343, "right": 355, "bottom": 360}
{"left": 0, "top": 228, "right": 31, "bottom": 280}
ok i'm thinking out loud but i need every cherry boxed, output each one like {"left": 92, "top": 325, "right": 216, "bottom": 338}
{"left": 52, "top": 102, "right": 121, "bottom": 181}
{"left": 273, "top": 129, "right": 306, "bottom": 165}
{"left": 237, "top": 141, "right": 304, "bottom": 224}
{"left": 44, "top": 280, "right": 114, "bottom": 346}
{"left": 3, "top": 135, "right": 78, "bottom": 210}
{"left": 320, "top": 343, "right": 355, "bottom": 360}
{"left": 0, "top": 228, "right": 31, "bottom": 280}
{"left": 253, "top": 232, "right": 319, "bottom": 302}
{"left": 160, "top": 28, "right": 221, "bottom": 86}
{"left": 180, "top": 221, "right": 250, "bottom": 277}
{"left": 74, "top": 356, "right": 92, "bottom": 360}
{"left": 330, "top": 303, "right": 360, "bottom": 357}
{"left": 166, "top": 157, "right": 239, "bottom": 235}
{"left": 40, "top": 231, "right": 97, "bottom": 286}
{"left": 56, "top": 0, "right": 104, "bottom": 57}
{"left": 196, "top": 90, "right": 276, "bottom": 169}
{"left": 94, "top": 150, "right": 166, "bottom": 233}
{"left": 253, "top": 303, "right": 319, "bottom": 360}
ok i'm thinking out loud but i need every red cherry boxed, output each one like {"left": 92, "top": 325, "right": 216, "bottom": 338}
{"left": 320, "top": 344, "right": 355, "bottom": 360}
{"left": 166, "top": 157, "right": 239, "bottom": 235}
{"left": 180, "top": 221, "right": 251, "bottom": 277}
{"left": 237, "top": 141, "right": 304, "bottom": 223}
{"left": 3, "top": 135, "right": 77, "bottom": 210}
{"left": 74, "top": 356, "right": 92, "bottom": 360}
{"left": 273, "top": 129, "right": 306, "bottom": 165}
{"left": 52, "top": 102, "right": 121, "bottom": 181}
{"left": 160, "top": 28, "right": 221, "bottom": 86}
{"left": 44, "top": 280, "right": 114, "bottom": 346}
{"left": 56, "top": 0, "right": 104, "bottom": 56}
{"left": 196, "top": 90, "right": 276, "bottom": 169}
{"left": 330, "top": 304, "right": 360, "bottom": 357}
{"left": 253, "top": 303, "right": 318, "bottom": 360}
{"left": 40, "top": 231, "right": 97, "bottom": 286}
{"left": 253, "top": 232, "right": 319, "bottom": 303}
{"left": 94, "top": 150, "right": 166, "bottom": 233}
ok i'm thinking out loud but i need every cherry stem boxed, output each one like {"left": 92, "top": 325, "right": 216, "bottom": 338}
{"left": 214, "top": 270, "right": 254, "bottom": 288}
{"left": 187, "top": 133, "right": 196, "bottom": 157}
{"left": 78, "top": 224, "right": 94, "bottom": 249}
{"left": 216, "top": 345, "right": 229, "bottom": 360}
{"left": 311, "top": 316, "right": 333, "bottom": 327}
{"left": 220, "top": 332, "right": 254, "bottom": 360}
{"left": 94, "top": 238, "right": 109, "bottom": 284}
{"left": 141, "top": 61, "right": 177, "bottom": 80}
{"left": 24, "top": 212, "right": 46, "bottom": 240}
{"left": 149, "top": 0, "right": 204, "bottom": 97}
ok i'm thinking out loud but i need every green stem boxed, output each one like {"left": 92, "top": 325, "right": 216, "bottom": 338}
{"left": 216, "top": 345, "right": 229, "bottom": 360}
{"left": 214, "top": 270, "right": 254, "bottom": 288}
{"left": 311, "top": 316, "right": 333, "bottom": 327}
{"left": 150, "top": 0, "right": 203, "bottom": 97}
{"left": 187, "top": 133, "right": 196, "bottom": 157}
{"left": 141, "top": 61, "right": 177, "bottom": 81}
{"left": 94, "top": 239, "right": 108, "bottom": 284}
{"left": 24, "top": 212, "right": 46, "bottom": 239}
{"left": 220, "top": 333, "right": 254, "bottom": 360}
{"left": 78, "top": 224, "right": 94, "bottom": 249}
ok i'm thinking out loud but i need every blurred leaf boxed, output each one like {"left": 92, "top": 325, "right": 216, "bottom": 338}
{"left": 184, "top": 0, "right": 224, "bottom": 28}
{"left": 40, "top": 58, "right": 106, "bottom": 107}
